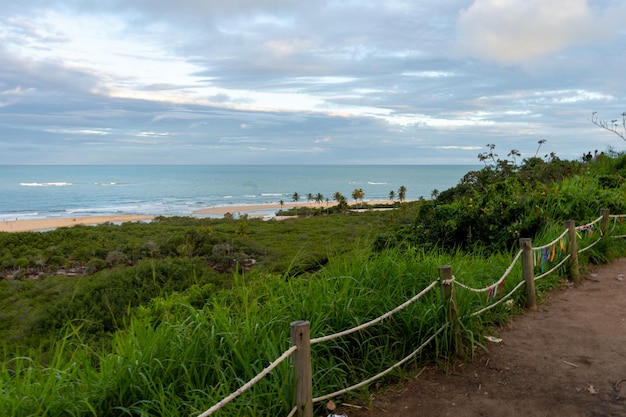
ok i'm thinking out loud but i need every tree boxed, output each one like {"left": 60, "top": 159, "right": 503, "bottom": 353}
{"left": 333, "top": 191, "right": 347, "bottom": 210}
{"left": 352, "top": 188, "right": 364, "bottom": 207}
{"left": 389, "top": 190, "right": 395, "bottom": 202}
{"left": 398, "top": 185, "right": 407, "bottom": 202}
{"left": 306, "top": 193, "right": 314, "bottom": 203}
{"left": 315, "top": 193, "right": 324, "bottom": 206}
{"left": 292, "top": 192, "right": 300, "bottom": 215}
{"left": 590, "top": 111, "right": 626, "bottom": 142}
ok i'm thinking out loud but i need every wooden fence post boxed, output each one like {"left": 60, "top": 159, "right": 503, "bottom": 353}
{"left": 519, "top": 238, "right": 536, "bottom": 311}
{"left": 565, "top": 220, "right": 581, "bottom": 284}
{"left": 439, "top": 265, "right": 463, "bottom": 358}
{"left": 290, "top": 321, "right": 313, "bottom": 417}
{"left": 601, "top": 208, "right": 610, "bottom": 236}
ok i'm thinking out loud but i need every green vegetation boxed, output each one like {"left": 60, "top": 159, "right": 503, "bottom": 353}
{"left": 1, "top": 151, "right": 626, "bottom": 416}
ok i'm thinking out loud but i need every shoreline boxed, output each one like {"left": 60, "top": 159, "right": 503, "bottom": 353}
{"left": 192, "top": 199, "right": 397, "bottom": 215}
{"left": 0, "top": 200, "right": 399, "bottom": 233}
{"left": 0, "top": 215, "right": 155, "bottom": 233}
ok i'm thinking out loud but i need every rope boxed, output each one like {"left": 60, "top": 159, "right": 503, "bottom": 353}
{"left": 532, "top": 229, "right": 569, "bottom": 251}
{"left": 578, "top": 236, "right": 602, "bottom": 253}
{"left": 470, "top": 279, "right": 525, "bottom": 317}
{"left": 453, "top": 249, "right": 522, "bottom": 294}
{"left": 610, "top": 217, "right": 620, "bottom": 233}
{"left": 311, "top": 324, "right": 448, "bottom": 403}
{"left": 533, "top": 254, "right": 570, "bottom": 281}
{"left": 310, "top": 280, "right": 439, "bottom": 345}
{"left": 574, "top": 215, "right": 604, "bottom": 253}
{"left": 197, "top": 345, "right": 298, "bottom": 417}
{"left": 286, "top": 406, "right": 298, "bottom": 417}
{"left": 575, "top": 215, "right": 603, "bottom": 232}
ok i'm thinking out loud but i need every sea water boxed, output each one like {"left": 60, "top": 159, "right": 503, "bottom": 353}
{"left": 0, "top": 165, "right": 478, "bottom": 220}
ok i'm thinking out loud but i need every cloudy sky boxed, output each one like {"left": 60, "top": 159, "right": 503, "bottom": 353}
{"left": 1, "top": 0, "right": 625, "bottom": 165}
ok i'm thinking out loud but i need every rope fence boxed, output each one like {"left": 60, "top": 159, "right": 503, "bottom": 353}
{"left": 609, "top": 214, "right": 626, "bottom": 238}
{"left": 197, "top": 208, "right": 626, "bottom": 417}
{"left": 310, "top": 280, "right": 439, "bottom": 345}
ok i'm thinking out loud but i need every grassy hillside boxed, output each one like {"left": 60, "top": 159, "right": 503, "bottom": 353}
{"left": 1, "top": 152, "right": 625, "bottom": 416}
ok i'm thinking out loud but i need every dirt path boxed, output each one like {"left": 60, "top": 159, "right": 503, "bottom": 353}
{"left": 340, "top": 258, "right": 626, "bottom": 417}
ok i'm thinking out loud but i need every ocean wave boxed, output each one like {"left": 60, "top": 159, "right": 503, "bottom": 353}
{"left": 261, "top": 193, "right": 284, "bottom": 197}
{"left": 20, "top": 182, "right": 72, "bottom": 187}
{"left": 368, "top": 182, "right": 388, "bottom": 185}
{"left": 66, "top": 205, "right": 141, "bottom": 214}
{"left": 0, "top": 212, "right": 39, "bottom": 220}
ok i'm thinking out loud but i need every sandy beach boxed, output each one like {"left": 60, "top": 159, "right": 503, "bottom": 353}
{"left": 192, "top": 200, "right": 395, "bottom": 215}
{"left": 0, "top": 215, "right": 155, "bottom": 233}
{"left": 0, "top": 200, "right": 398, "bottom": 233}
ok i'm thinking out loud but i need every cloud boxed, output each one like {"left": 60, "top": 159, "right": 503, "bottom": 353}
{"left": 377, "top": 113, "right": 496, "bottom": 128}
{"left": 0, "top": 86, "right": 33, "bottom": 107}
{"left": 45, "top": 128, "right": 111, "bottom": 135}
{"left": 314, "top": 137, "right": 331, "bottom": 143}
{"left": 436, "top": 145, "right": 483, "bottom": 150}
{"left": 0, "top": 1, "right": 624, "bottom": 165}
{"left": 456, "top": 0, "right": 622, "bottom": 63}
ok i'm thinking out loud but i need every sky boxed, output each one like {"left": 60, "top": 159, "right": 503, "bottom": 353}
{"left": 1, "top": 0, "right": 625, "bottom": 165}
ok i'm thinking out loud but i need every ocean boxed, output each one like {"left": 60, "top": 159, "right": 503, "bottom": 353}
{"left": 0, "top": 165, "right": 478, "bottom": 220}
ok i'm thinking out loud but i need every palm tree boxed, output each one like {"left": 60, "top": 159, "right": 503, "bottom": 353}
{"left": 389, "top": 190, "right": 395, "bottom": 203}
{"left": 306, "top": 193, "right": 314, "bottom": 204}
{"left": 431, "top": 189, "right": 439, "bottom": 200}
{"left": 279, "top": 199, "right": 284, "bottom": 212}
{"left": 333, "top": 191, "right": 347, "bottom": 210}
{"left": 292, "top": 192, "right": 300, "bottom": 215}
{"left": 352, "top": 188, "right": 364, "bottom": 208}
{"left": 352, "top": 189, "right": 359, "bottom": 207}
{"left": 398, "top": 185, "right": 407, "bottom": 203}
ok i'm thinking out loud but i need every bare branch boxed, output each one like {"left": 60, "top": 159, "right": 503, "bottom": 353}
{"left": 590, "top": 112, "right": 626, "bottom": 142}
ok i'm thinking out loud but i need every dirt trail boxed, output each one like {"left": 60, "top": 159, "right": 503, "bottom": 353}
{"left": 340, "top": 258, "right": 626, "bottom": 417}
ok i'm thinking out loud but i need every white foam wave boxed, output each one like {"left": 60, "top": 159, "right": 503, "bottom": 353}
{"left": 66, "top": 205, "right": 141, "bottom": 214}
{"left": 368, "top": 182, "right": 388, "bottom": 185}
{"left": 20, "top": 182, "right": 72, "bottom": 187}
{"left": 0, "top": 212, "right": 39, "bottom": 220}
